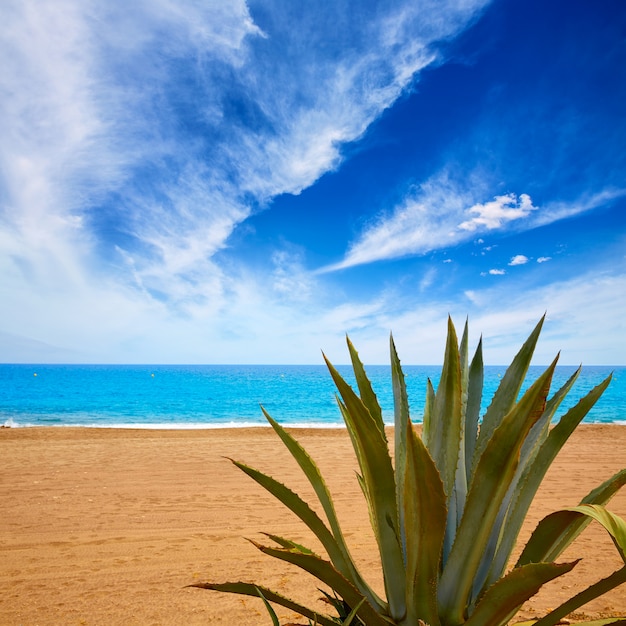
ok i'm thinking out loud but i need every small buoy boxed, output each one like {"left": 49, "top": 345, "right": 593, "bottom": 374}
{"left": 151, "top": 373, "right": 155, "bottom": 378}
{"left": 33, "top": 373, "right": 37, "bottom": 377}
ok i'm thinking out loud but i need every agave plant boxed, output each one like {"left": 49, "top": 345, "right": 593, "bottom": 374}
{"left": 192, "top": 317, "right": 626, "bottom": 625}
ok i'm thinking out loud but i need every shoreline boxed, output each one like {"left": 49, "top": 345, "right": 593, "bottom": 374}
{"left": 1, "top": 424, "right": 625, "bottom": 624}
{"left": 3, "top": 419, "right": 626, "bottom": 430}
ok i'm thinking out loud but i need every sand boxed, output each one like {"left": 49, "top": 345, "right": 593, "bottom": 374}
{"left": 0, "top": 424, "right": 624, "bottom": 625}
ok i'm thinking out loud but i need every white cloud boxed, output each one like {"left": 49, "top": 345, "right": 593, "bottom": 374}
{"left": 489, "top": 269, "right": 506, "bottom": 275}
{"left": 509, "top": 254, "right": 529, "bottom": 266}
{"left": 537, "top": 256, "right": 552, "bottom": 263}
{"left": 458, "top": 193, "right": 537, "bottom": 231}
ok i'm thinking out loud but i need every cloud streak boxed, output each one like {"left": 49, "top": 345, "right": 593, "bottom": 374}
{"left": 319, "top": 170, "right": 625, "bottom": 273}
{"left": 0, "top": 0, "right": 489, "bottom": 315}
{"left": 317, "top": 171, "right": 539, "bottom": 272}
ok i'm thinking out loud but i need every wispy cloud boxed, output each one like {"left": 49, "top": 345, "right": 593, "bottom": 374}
{"left": 2, "top": 0, "right": 623, "bottom": 367}
{"left": 0, "top": 0, "right": 489, "bottom": 316}
{"left": 533, "top": 188, "right": 626, "bottom": 228}
{"left": 319, "top": 169, "right": 625, "bottom": 273}
{"left": 322, "top": 267, "right": 626, "bottom": 366}
{"left": 318, "top": 170, "right": 540, "bottom": 272}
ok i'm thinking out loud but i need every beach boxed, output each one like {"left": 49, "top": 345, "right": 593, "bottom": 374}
{"left": 1, "top": 425, "right": 624, "bottom": 625}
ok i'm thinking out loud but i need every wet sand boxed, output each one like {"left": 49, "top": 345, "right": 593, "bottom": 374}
{"left": 1, "top": 425, "right": 624, "bottom": 625}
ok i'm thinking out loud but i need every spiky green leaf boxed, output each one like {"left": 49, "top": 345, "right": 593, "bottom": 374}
{"left": 472, "top": 315, "right": 545, "bottom": 474}
{"left": 390, "top": 334, "right": 410, "bottom": 562}
{"left": 404, "top": 421, "right": 446, "bottom": 626}
{"left": 530, "top": 565, "right": 626, "bottom": 626}
{"left": 190, "top": 581, "right": 338, "bottom": 626}
{"left": 438, "top": 357, "right": 557, "bottom": 625}
{"left": 518, "top": 471, "right": 626, "bottom": 566}
{"left": 324, "top": 356, "right": 407, "bottom": 622}
{"left": 464, "top": 560, "right": 579, "bottom": 626}
{"left": 422, "top": 377, "right": 435, "bottom": 445}
{"left": 426, "top": 317, "right": 463, "bottom": 500}
{"left": 251, "top": 541, "right": 392, "bottom": 626}
{"left": 471, "top": 366, "right": 587, "bottom": 603}
{"left": 464, "top": 336, "right": 483, "bottom": 482}
{"left": 230, "top": 459, "right": 355, "bottom": 581}
{"left": 481, "top": 372, "right": 612, "bottom": 594}
{"left": 347, "top": 337, "right": 385, "bottom": 437}
{"left": 256, "top": 586, "right": 281, "bottom": 626}
{"left": 262, "top": 410, "right": 385, "bottom": 612}
{"left": 426, "top": 317, "right": 463, "bottom": 564}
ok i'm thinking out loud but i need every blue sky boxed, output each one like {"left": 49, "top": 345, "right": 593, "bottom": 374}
{"left": 1, "top": 0, "right": 625, "bottom": 365}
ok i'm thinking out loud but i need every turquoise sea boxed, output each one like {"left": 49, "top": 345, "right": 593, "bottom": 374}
{"left": 0, "top": 364, "right": 624, "bottom": 428}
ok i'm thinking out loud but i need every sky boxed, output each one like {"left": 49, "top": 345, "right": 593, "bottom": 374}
{"left": 1, "top": 0, "right": 625, "bottom": 365}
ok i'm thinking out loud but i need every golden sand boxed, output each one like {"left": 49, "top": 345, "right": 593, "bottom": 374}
{"left": 1, "top": 425, "right": 624, "bottom": 625}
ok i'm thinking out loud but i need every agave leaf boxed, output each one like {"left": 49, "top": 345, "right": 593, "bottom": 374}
{"left": 515, "top": 505, "right": 626, "bottom": 626}
{"left": 453, "top": 319, "right": 470, "bottom": 533}
{"left": 438, "top": 358, "right": 557, "bottom": 625}
{"left": 518, "top": 470, "right": 626, "bottom": 566}
{"left": 262, "top": 533, "right": 318, "bottom": 554}
{"left": 459, "top": 318, "right": 469, "bottom": 381}
{"left": 347, "top": 337, "right": 385, "bottom": 438}
{"left": 471, "top": 315, "right": 545, "bottom": 475}
{"left": 464, "top": 336, "right": 483, "bottom": 483}
{"left": 390, "top": 334, "right": 409, "bottom": 561}
{"left": 341, "top": 598, "right": 366, "bottom": 626}
{"left": 324, "top": 356, "right": 407, "bottom": 622}
{"left": 336, "top": 398, "right": 381, "bottom": 553}
{"left": 262, "top": 410, "right": 385, "bottom": 612}
{"left": 472, "top": 366, "right": 591, "bottom": 602}
{"left": 481, "top": 372, "right": 611, "bottom": 593}
{"left": 318, "top": 592, "right": 369, "bottom": 626}
{"left": 336, "top": 398, "right": 366, "bottom": 488}
{"left": 422, "top": 377, "right": 435, "bottom": 445}
{"left": 529, "top": 565, "right": 626, "bottom": 626}
{"left": 469, "top": 380, "right": 559, "bottom": 609}
{"left": 251, "top": 541, "right": 392, "bottom": 626}
{"left": 426, "top": 317, "right": 463, "bottom": 563}
{"left": 191, "top": 581, "right": 338, "bottom": 626}
{"left": 565, "top": 504, "right": 626, "bottom": 561}
{"left": 426, "top": 317, "right": 463, "bottom": 497}
{"left": 463, "top": 560, "right": 579, "bottom": 626}
{"left": 230, "top": 459, "right": 356, "bottom": 580}
{"left": 319, "top": 589, "right": 350, "bottom": 623}
{"left": 256, "top": 586, "right": 281, "bottom": 626}
{"left": 404, "top": 421, "right": 446, "bottom": 626}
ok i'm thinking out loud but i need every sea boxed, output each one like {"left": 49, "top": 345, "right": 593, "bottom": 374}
{"left": 0, "top": 364, "right": 624, "bottom": 429}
